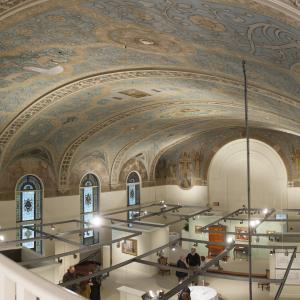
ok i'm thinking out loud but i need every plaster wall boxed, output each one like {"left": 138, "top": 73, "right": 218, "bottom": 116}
{"left": 111, "top": 227, "right": 169, "bottom": 276}
{"left": 208, "top": 139, "right": 288, "bottom": 210}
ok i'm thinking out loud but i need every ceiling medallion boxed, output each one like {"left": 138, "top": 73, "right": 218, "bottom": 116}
{"left": 137, "top": 38, "right": 156, "bottom": 45}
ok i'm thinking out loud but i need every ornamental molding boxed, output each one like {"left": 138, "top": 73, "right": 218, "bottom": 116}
{"left": 254, "top": 0, "right": 300, "bottom": 18}
{"left": 1, "top": 68, "right": 299, "bottom": 159}
{"left": 0, "top": 0, "right": 48, "bottom": 20}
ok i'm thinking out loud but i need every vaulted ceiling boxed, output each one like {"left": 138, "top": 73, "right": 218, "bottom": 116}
{"left": 1, "top": 0, "right": 300, "bottom": 190}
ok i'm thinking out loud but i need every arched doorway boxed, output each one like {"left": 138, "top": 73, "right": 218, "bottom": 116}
{"left": 208, "top": 139, "right": 288, "bottom": 210}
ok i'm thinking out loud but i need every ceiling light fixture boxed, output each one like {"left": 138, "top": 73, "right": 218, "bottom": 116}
{"left": 138, "top": 38, "right": 155, "bottom": 45}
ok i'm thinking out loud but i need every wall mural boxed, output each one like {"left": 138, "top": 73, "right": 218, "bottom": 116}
{"left": 155, "top": 127, "right": 300, "bottom": 188}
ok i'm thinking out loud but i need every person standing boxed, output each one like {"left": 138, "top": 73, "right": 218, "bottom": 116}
{"left": 90, "top": 276, "right": 101, "bottom": 300}
{"left": 186, "top": 247, "right": 200, "bottom": 285}
{"left": 176, "top": 255, "right": 188, "bottom": 282}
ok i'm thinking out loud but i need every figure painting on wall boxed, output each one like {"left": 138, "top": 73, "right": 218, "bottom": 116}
{"left": 291, "top": 145, "right": 300, "bottom": 177}
{"left": 121, "top": 239, "right": 138, "bottom": 256}
{"left": 178, "top": 152, "right": 192, "bottom": 189}
{"left": 235, "top": 227, "right": 249, "bottom": 241}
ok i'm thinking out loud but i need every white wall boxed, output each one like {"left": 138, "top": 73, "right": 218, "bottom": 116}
{"left": 208, "top": 139, "right": 288, "bottom": 210}
{"left": 111, "top": 227, "right": 169, "bottom": 276}
{"left": 164, "top": 185, "right": 208, "bottom": 206}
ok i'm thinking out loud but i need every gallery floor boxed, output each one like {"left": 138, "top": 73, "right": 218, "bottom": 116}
{"left": 101, "top": 259, "right": 294, "bottom": 300}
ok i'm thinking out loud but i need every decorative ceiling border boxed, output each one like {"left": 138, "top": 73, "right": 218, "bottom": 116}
{"left": 254, "top": 0, "right": 300, "bottom": 19}
{"left": 1, "top": 67, "right": 299, "bottom": 158}
{"left": 0, "top": 0, "right": 48, "bottom": 20}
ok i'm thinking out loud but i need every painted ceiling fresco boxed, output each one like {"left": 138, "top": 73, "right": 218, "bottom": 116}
{"left": 1, "top": 0, "right": 300, "bottom": 193}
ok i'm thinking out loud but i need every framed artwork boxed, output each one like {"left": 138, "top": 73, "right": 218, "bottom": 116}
{"left": 235, "top": 227, "right": 249, "bottom": 241}
{"left": 122, "top": 239, "right": 138, "bottom": 256}
{"left": 195, "top": 225, "right": 202, "bottom": 234}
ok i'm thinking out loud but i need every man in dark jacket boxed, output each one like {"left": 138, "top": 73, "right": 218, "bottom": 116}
{"left": 186, "top": 247, "right": 200, "bottom": 285}
{"left": 176, "top": 255, "right": 188, "bottom": 282}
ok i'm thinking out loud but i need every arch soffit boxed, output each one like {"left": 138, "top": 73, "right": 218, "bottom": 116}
{"left": 207, "top": 138, "right": 290, "bottom": 182}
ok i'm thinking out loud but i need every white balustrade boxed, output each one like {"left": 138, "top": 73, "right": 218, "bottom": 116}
{"left": 0, "top": 254, "right": 85, "bottom": 300}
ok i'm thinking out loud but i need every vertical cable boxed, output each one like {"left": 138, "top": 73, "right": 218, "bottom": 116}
{"left": 242, "top": 60, "right": 252, "bottom": 300}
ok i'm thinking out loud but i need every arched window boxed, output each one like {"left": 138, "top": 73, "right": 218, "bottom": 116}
{"left": 16, "top": 175, "right": 43, "bottom": 253}
{"left": 127, "top": 171, "right": 141, "bottom": 206}
{"left": 80, "top": 174, "right": 99, "bottom": 245}
{"left": 127, "top": 172, "right": 141, "bottom": 225}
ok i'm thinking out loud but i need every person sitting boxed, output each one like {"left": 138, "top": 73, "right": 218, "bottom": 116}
{"left": 176, "top": 255, "right": 188, "bottom": 282}
{"left": 62, "top": 265, "right": 78, "bottom": 292}
{"left": 178, "top": 282, "right": 191, "bottom": 300}
{"left": 158, "top": 254, "right": 170, "bottom": 275}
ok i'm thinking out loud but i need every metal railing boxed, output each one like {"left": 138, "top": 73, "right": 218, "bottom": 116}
{"left": 0, "top": 254, "right": 85, "bottom": 300}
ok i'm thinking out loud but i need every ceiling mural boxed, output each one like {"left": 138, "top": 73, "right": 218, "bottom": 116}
{"left": 154, "top": 126, "right": 300, "bottom": 188}
{"left": 1, "top": 0, "right": 300, "bottom": 196}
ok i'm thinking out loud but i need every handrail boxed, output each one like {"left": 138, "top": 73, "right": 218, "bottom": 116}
{"left": 0, "top": 254, "right": 85, "bottom": 300}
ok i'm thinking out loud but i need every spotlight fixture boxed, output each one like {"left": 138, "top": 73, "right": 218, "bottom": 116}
{"left": 223, "top": 219, "right": 227, "bottom": 223}
{"left": 193, "top": 242, "right": 198, "bottom": 247}
{"left": 142, "top": 290, "right": 164, "bottom": 300}
{"left": 269, "top": 250, "right": 274, "bottom": 256}
{"left": 57, "top": 258, "right": 63, "bottom": 263}
{"left": 171, "top": 247, "right": 176, "bottom": 251}
{"left": 192, "top": 217, "right": 196, "bottom": 220}
{"left": 50, "top": 224, "right": 56, "bottom": 231}
{"left": 0, "top": 235, "right": 4, "bottom": 241}
{"left": 226, "top": 236, "right": 234, "bottom": 244}
{"left": 91, "top": 215, "right": 103, "bottom": 227}
{"left": 262, "top": 208, "right": 268, "bottom": 215}
{"left": 73, "top": 254, "right": 77, "bottom": 259}
{"left": 240, "top": 220, "right": 243, "bottom": 224}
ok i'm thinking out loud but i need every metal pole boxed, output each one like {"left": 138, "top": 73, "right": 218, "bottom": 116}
{"left": 243, "top": 60, "right": 252, "bottom": 300}
{"left": 274, "top": 247, "right": 297, "bottom": 300}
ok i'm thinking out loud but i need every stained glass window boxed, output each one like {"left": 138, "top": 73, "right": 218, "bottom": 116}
{"left": 80, "top": 174, "right": 100, "bottom": 245}
{"left": 127, "top": 172, "right": 140, "bottom": 207}
{"left": 16, "top": 175, "right": 43, "bottom": 253}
